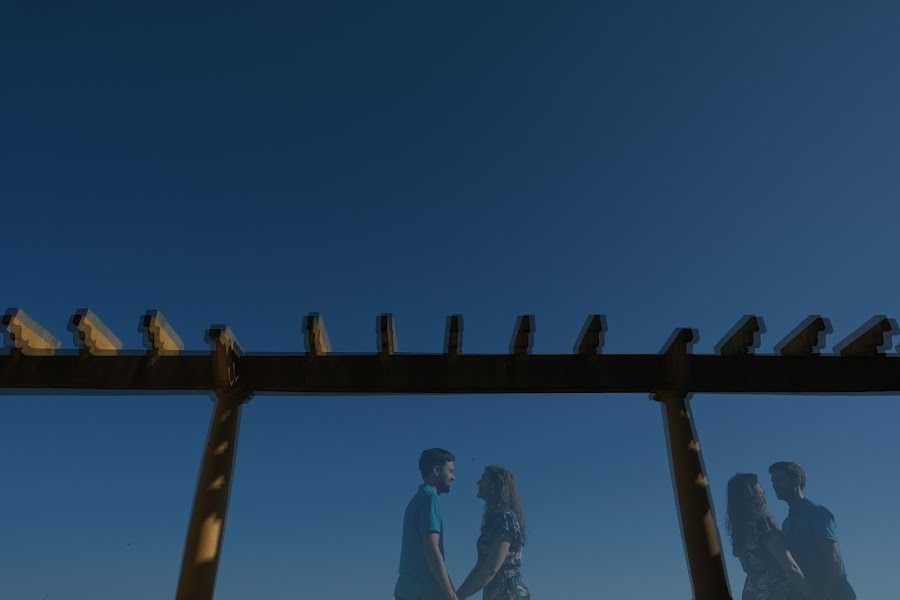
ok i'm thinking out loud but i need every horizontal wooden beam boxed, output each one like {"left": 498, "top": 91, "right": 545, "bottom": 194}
{"left": 2, "top": 352, "right": 900, "bottom": 394}
{"left": 0, "top": 353, "right": 211, "bottom": 390}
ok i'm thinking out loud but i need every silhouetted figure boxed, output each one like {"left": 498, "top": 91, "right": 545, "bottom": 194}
{"left": 769, "top": 462, "right": 856, "bottom": 600}
{"left": 395, "top": 448, "right": 459, "bottom": 600}
{"left": 727, "top": 473, "right": 812, "bottom": 600}
{"left": 457, "top": 466, "right": 532, "bottom": 600}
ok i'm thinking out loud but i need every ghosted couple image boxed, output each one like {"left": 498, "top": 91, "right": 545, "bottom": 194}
{"left": 728, "top": 462, "right": 856, "bottom": 600}
{"left": 394, "top": 448, "right": 531, "bottom": 600}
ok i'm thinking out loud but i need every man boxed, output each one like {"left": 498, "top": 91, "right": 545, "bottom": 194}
{"left": 769, "top": 461, "right": 856, "bottom": 600}
{"left": 395, "top": 448, "right": 458, "bottom": 600}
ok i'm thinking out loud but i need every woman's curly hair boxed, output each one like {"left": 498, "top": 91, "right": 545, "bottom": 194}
{"left": 480, "top": 465, "right": 527, "bottom": 545}
{"left": 726, "top": 473, "right": 778, "bottom": 557}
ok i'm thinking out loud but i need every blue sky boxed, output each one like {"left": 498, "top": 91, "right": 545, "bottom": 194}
{"left": 1, "top": 1, "right": 899, "bottom": 598}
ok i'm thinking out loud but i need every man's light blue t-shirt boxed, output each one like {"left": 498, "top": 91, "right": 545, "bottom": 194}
{"left": 782, "top": 498, "right": 856, "bottom": 600}
{"left": 394, "top": 484, "right": 444, "bottom": 600}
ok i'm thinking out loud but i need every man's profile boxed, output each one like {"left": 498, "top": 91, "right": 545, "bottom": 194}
{"left": 395, "top": 448, "right": 458, "bottom": 600}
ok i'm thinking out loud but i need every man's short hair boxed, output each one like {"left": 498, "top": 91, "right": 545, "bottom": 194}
{"left": 419, "top": 448, "right": 455, "bottom": 479}
{"left": 769, "top": 461, "right": 806, "bottom": 490}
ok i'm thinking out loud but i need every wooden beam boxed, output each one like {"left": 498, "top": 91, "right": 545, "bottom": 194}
{"left": 574, "top": 314, "right": 606, "bottom": 355}
{"left": 444, "top": 315, "right": 462, "bottom": 356}
{"left": 834, "top": 315, "right": 897, "bottom": 356}
{"left": 176, "top": 326, "right": 250, "bottom": 600}
{"left": 2, "top": 308, "right": 61, "bottom": 356}
{"left": 378, "top": 314, "right": 396, "bottom": 355}
{"left": 658, "top": 392, "right": 732, "bottom": 599}
{"left": 654, "top": 329, "right": 731, "bottom": 599}
{"left": 140, "top": 310, "right": 184, "bottom": 356}
{"left": 714, "top": 315, "right": 764, "bottom": 356}
{"left": 510, "top": 315, "right": 534, "bottom": 355}
{"left": 69, "top": 308, "right": 123, "bottom": 356}
{"left": 4, "top": 353, "right": 900, "bottom": 393}
{"left": 774, "top": 315, "right": 830, "bottom": 356}
{"left": 0, "top": 353, "right": 211, "bottom": 389}
{"left": 303, "top": 313, "right": 330, "bottom": 356}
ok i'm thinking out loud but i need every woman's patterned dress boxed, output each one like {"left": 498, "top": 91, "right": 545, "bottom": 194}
{"left": 736, "top": 515, "right": 797, "bottom": 600}
{"left": 476, "top": 510, "right": 532, "bottom": 600}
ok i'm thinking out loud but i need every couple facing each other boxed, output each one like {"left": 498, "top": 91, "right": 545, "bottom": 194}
{"left": 727, "top": 461, "right": 856, "bottom": 600}
{"left": 394, "top": 448, "right": 531, "bottom": 600}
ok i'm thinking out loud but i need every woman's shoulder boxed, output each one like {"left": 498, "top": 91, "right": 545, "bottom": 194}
{"left": 489, "top": 510, "right": 523, "bottom": 541}
{"left": 494, "top": 509, "right": 519, "bottom": 526}
{"left": 748, "top": 513, "right": 780, "bottom": 538}
{"left": 500, "top": 509, "right": 517, "bottom": 519}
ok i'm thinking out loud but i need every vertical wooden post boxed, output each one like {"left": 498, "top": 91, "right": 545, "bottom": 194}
{"left": 176, "top": 328, "right": 249, "bottom": 600}
{"left": 658, "top": 392, "right": 731, "bottom": 599}
{"left": 656, "top": 329, "right": 731, "bottom": 600}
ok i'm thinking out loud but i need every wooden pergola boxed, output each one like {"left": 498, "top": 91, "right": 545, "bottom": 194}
{"left": 2, "top": 308, "right": 897, "bottom": 600}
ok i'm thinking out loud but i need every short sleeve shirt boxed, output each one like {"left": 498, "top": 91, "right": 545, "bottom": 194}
{"left": 734, "top": 515, "right": 792, "bottom": 598}
{"left": 782, "top": 498, "right": 855, "bottom": 600}
{"left": 477, "top": 510, "right": 525, "bottom": 568}
{"left": 395, "top": 484, "right": 444, "bottom": 599}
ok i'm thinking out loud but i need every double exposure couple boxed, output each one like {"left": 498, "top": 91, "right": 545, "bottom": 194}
{"left": 394, "top": 448, "right": 530, "bottom": 600}
{"left": 728, "top": 462, "right": 856, "bottom": 600}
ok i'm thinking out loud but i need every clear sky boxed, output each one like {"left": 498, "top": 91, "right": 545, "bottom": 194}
{"left": 1, "top": 2, "right": 899, "bottom": 598}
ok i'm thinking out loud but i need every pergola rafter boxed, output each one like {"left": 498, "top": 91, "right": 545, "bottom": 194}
{"left": 3, "top": 308, "right": 898, "bottom": 600}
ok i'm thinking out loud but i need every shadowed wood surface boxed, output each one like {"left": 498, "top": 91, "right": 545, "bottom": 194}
{"left": 2, "top": 352, "right": 900, "bottom": 393}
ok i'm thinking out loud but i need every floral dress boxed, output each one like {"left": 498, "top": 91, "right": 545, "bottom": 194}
{"left": 735, "top": 515, "right": 796, "bottom": 600}
{"left": 476, "top": 510, "right": 532, "bottom": 600}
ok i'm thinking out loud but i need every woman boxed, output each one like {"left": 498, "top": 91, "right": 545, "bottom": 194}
{"left": 726, "top": 473, "right": 812, "bottom": 600}
{"left": 456, "top": 466, "right": 532, "bottom": 600}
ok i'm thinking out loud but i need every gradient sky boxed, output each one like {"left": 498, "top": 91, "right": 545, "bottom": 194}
{"left": 2, "top": 2, "right": 899, "bottom": 598}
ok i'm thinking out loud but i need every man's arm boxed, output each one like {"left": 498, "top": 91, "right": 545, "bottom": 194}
{"left": 422, "top": 532, "right": 457, "bottom": 600}
{"left": 817, "top": 508, "right": 848, "bottom": 599}
{"left": 823, "top": 539, "right": 844, "bottom": 598}
{"left": 764, "top": 533, "right": 814, "bottom": 599}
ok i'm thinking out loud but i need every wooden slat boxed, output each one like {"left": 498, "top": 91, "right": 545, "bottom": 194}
{"left": 510, "top": 315, "right": 534, "bottom": 355}
{"left": 575, "top": 314, "right": 606, "bottom": 355}
{"left": 444, "top": 315, "right": 462, "bottom": 356}
{"left": 2, "top": 308, "right": 61, "bottom": 356}
{"left": 715, "top": 315, "right": 764, "bottom": 356}
{"left": 140, "top": 310, "right": 184, "bottom": 356}
{"left": 70, "top": 309, "right": 123, "bottom": 356}
{"left": 834, "top": 315, "right": 897, "bottom": 356}
{"left": 304, "top": 313, "right": 330, "bottom": 356}
{"left": 774, "top": 315, "right": 830, "bottom": 356}
{"left": 378, "top": 314, "right": 396, "bottom": 355}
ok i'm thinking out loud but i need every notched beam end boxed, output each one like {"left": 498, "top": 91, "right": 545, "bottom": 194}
{"left": 715, "top": 315, "right": 765, "bottom": 356}
{"left": 205, "top": 325, "right": 243, "bottom": 356}
{"left": 660, "top": 327, "right": 698, "bottom": 355}
{"left": 69, "top": 308, "right": 123, "bottom": 356}
{"left": 378, "top": 314, "right": 396, "bottom": 355}
{"left": 834, "top": 315, "right": 898, "bottom": 356}
{"left": 444, "top": 314, "right": 463, "bottom": 355}
{"left": 774, "top": 315, "right": 831, "bottom": 356}
{"left": 652, "top": 327, "right": 697, "bottom": 402}
{"left": 510, "top": 315, "right": 535, "bottom": 355}
{"left": 2, "top": 307, "right": 61, "bottom": 356}
{"left": 206, "top": 324, "right": 244, "bottom": 393}
{"left": 304, "top": 313, "right": 331, "bottom": 356}
{"left": 575, "top": 314, "right": 606, "bottom": 355}
{"left": 139, "top": 310, "right": 184, "bottom": 356}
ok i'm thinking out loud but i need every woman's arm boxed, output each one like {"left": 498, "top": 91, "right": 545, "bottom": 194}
{"left": 456, "top": 536, "right": 511, "bottom": 600}
{"left": 764, "top": 533, "right": 814, "bottom": 600}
